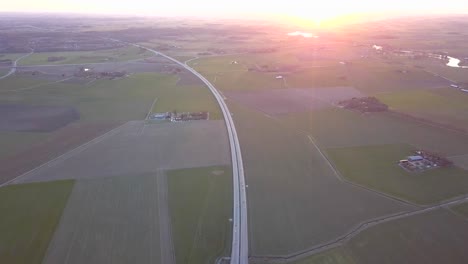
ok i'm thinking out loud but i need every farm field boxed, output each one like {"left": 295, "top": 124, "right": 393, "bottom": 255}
{"left": 0, "top": 180, "right": 74, "bottom": 264}
{"left": 168, "top": 166, "right": 232, "bottom": 264}
{"left": 0, "top": 132, "right": 48, "bottom": 158}
{"left": 292, "top": 209, "right": 468, "bottom": 264}
{"left": 43, "top": 174, "right": 161, "bottom": 264}
{"left": 2, "top": 14, "right": 468, "bottom": 264}
{"left": 18, "top": 46, "right": 153, "bottom": 65}
{"left": 0, "top": 71, "right": 223, "bottom": 184}
{"left": 418, "top": 62, "right": 468, "bottom": 83}
{"left": 377, "top": 88, "right": 468, "bottom": 131}
{"left": 285, "top": 66, "right": 350, "bottom": 88}
{"left": 0, "top": 68, "right": 9, "bottom": 76}
{"left": 11, "top": 120, "right": 230, "bottom": 184}
{"left": 449, "top": 154, "right": 468, "bottom": 170}
{"left": 281, "top": 108, "right": 468, "bottom": 156}
{"left": 346, "top": 60, "right": 450, "bottom": 94}
{"left": 0, "top": 75, "right": 50, "bottom": 91}
{"left": 451, "top": 202, "right": 468, "bottom": 218}
{"left": 228, "top": 102, "right": 413, "bottom": 256}
{"left": 327, "top": 144, "right": 468, "bottom": 205}
{"left": 0, "top": 122, "right": 119, "bottom": 185}
{"left": 224, "top": 86, "right": 362, "bottom": 115}
{"left": 193, "top": 54, "right": 350, "bottom": 91}
{"left": 0, "top": 53, "right": 28, "bottom": 61}
{"left": 0, "top": 73, "right": 222, "bottom": 122}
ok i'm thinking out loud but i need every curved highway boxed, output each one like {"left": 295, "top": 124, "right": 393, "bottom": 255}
{"left": 108, "top": 39, "right": 249, "bottom": 264}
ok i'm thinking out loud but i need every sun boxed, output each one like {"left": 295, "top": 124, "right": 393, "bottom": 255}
{"left": 277, "top": 2, "right": 355, "bottom": 27}
{"left": 290, "top": 8, "right": 340, "bottom": 24}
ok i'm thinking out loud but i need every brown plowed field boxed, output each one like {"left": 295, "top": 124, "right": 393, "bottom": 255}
{"left": 0, "top": 122, "right": 121, "bottom": 184}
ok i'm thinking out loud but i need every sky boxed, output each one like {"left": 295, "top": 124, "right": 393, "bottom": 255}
{"left": 2, "top": 0, "right": 468, "bottom": 21}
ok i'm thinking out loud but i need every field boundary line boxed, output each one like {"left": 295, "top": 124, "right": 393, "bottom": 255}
{"left": 231, "top": 100, "right": 418, "bottom": 208}
{"left": 0, "top": 122, "right": 129, "bottom": 187}
{"left": 386, "top": 111, "right": 468, "bottom": 137}
{"left": 423, "top": 69, "right": 457, "bottom": 83}
{"left": 448, "top": 153, "right": 468, "bottom": 158}
{"left": 140, "top": 97, "right": 159, "bottom": 135}
{"left": 183, "top": 52, "right": 249, "bottom": 66}
{"left": 0, "top": 50, "right": 34, "bottom": 80}
{"left": 16, "top": 55, "right": 156, "bottom": 68}
{"left": 304, "top": 132, "right": 419, "bottom": 208}
{"left": 156, "top": 169, "right": 176, "bottom": 264}
{"left": 0, "top": 76, "right": 73, "bottom": 93}
{"left": 250, "top": 194, "right": 468, "bottom": 263}
{"left": 445, "top": 206, "right": 468, "bottom": 222}
{"left": 146, "top": 97, "right": 159, "bottom": 120}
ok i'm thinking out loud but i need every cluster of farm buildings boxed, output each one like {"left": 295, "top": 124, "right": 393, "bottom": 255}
{"left": 399, "top": 150, "right": 452, "bottom": 173}
{"left": 149, "top": 111, "right": 209, "bottom": 122}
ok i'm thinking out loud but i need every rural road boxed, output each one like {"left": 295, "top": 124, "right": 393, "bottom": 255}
{"left": 107, "top": 38, "right": 249, "bottom": 264}
{"left": 0, "top": 50, "right": 34, "bottom": 80}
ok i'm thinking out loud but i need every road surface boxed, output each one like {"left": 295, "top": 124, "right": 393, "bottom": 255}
{"left": 0, "top": 50, "right": 34, "bottom": 80}
{"left": 107, "top": 38, "right": 249, "bottom": 264}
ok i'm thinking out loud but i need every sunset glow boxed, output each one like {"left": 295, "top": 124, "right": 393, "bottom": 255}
{"left": 1, "top": 0, "right": 468, "bottom": 26}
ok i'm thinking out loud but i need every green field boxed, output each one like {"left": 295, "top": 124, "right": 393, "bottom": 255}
{"left": 451, "top": 202, "right": 468, "bottom": 218}
{"left": 419, "top": 62, "right": 468, "bottom": 83}
{"left": 0, "top": 76, "right": 50, "bottom": 92}
{"left": 228, "top": 102, "right": 411, "bottom": 255}
{"left": 0, "top": 53, "right": 29, "bottom": 63}
{"left": 0, "top": 180, "right": 74, "bottom": 264}
{"left": 292, "top": 209, "right": 468, "bottom": 264}
{"left": 43, "top": 174, "right": 161, "bottom": 264}
{"left": 168, "top": 166, "right": 232, "bottom": 264}
{"left": 285, "top": 66, "right": 350, "bottom": 88}
{"left": 377, "top": 88, "right": 468, "bottom": 131}
{"left": 202, "top": 70, "right": 285, "bottom": 91}
{"left": 193, "top": 54, "right": 348, "bottom": 91}
{"left": 346, "top": 60, "right": 448, "bottom": 94}
{"left": 292, "top": 248, "right": 357, "bottom": 264}
{"left": 1, "top": 73, "right": 221, "bottom": 122}
{"left": 0, "top": 132, "right": 48, "bottom": 158}
{"left": 281, "top": 108, "right": 468, "bottom": 156}
{"left": 18, "top": 46, "right": 153, "bottom": 65}
{"left": 327, "top": 144, "right": 468, "bottom": 204}
{"left": 0, "top": 68, "right": 10, "bottom": 76}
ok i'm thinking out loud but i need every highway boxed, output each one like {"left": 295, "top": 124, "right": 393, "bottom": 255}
{"left": 107, "top": 38, "right": 249, "bottom": 264}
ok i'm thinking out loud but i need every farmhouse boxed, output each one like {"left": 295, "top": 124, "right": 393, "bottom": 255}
{"left": 408, "top": 155, "right": 423, "bottom": 162}
{"left": 399, "top": 150, "right": 452, "bottom": 173}
{"left": 171, "top": 111, "right": 209, "bottom": 122}
{"left": 338, "top": 97, "right": 389, "bottom": 113}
